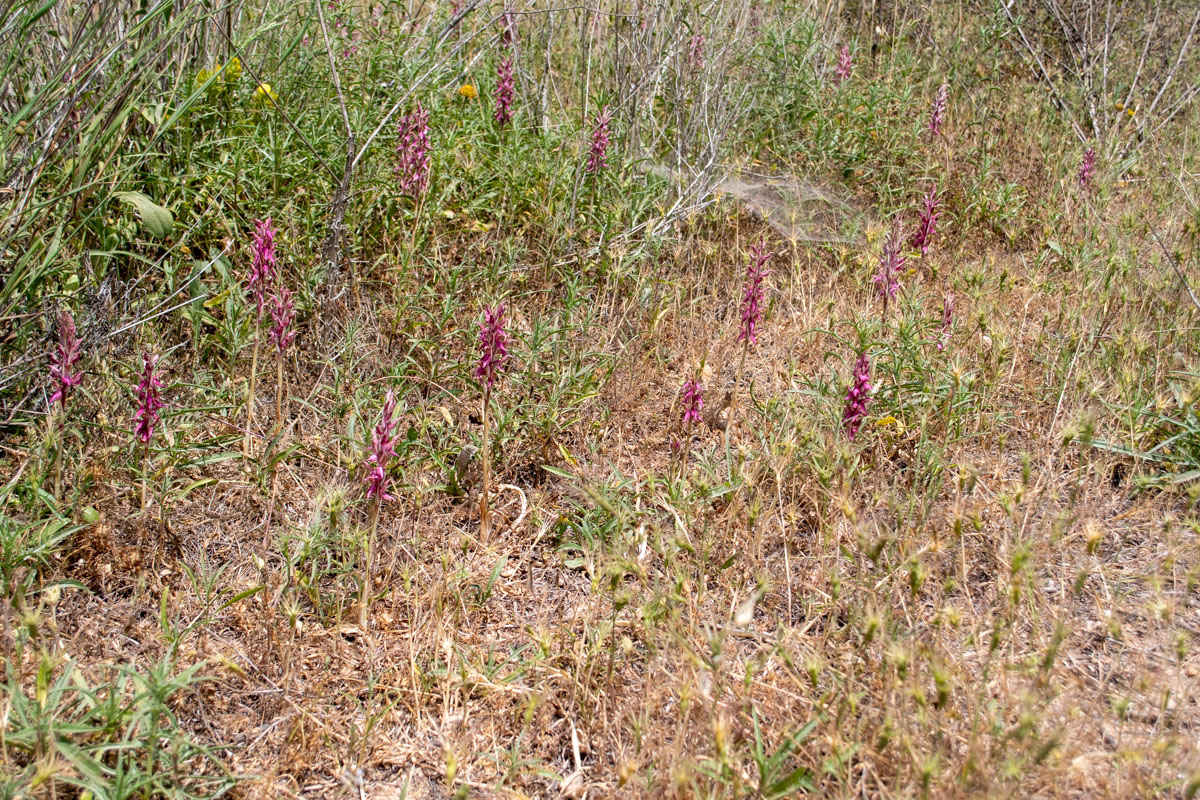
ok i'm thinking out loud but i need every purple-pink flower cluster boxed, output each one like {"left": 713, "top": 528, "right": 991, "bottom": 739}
{"left": 688, "top": 34, "right": 705, "bottom": 69}
{"left": 843, "top": 352, "right": 873, "bottom": 441}
{"left": 495, "top": 57, "right": 515, "bottom": 127}
{"left": 49, "top": 311, "right": 82, "bottom": 409}
{"left": 270, "top": 286, "right": 296, "bottom": 353}
{"left": 738, "top": 238, "right": 772, "bottom": 346}
{"left": 680, "top": 378, "right": 703, "bottom": 425}
{"left": 911, "top": 184, "right": 941, "bottom": 257}
{"left": 937, "top": 293, "right": 954, "bottom": 351}
{"left": 930, "top": 83, "right": 947, "bottom": 137}
{"left": 475, "top": 304, "right": 509, "bottom": 390}
{"left": 134, "top": 353, "right": 165, "bottom": 445}
{"left": 395, "top": 101, "right": 431, "bottom": 196}
{"left": 1078, "top": 146, "right": 1096, "bottom": 189}
{"left": 834, "top": 45, "right": 852, "bottom": 85}
{"left": 872, "top": 217, "right": 906, "bottom": 302}
{"left": 500, "top": 8, "right": 517, "bottom": 47}
{"left": 364, "top": 390, "right": 398, "bottom": 502}
{"left": 248, "top": 218, "right": 278, "bottom": 318}
{"left": 587, "top": 105, "right": 612, "bottom": 174}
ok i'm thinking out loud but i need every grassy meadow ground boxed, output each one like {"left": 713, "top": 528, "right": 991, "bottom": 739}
{"left": 3, "top": 0, "right": 1200, "bottom": 797}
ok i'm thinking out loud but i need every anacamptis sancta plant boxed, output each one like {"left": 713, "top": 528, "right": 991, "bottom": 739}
{"left": 244, "top": 218, "right": 278, "bottom": 458}
{"left": 475, "top": 303, "right": 509, "bottom": 540}
{"left": 48, "top": 310, "right": 82, "bottom": 501}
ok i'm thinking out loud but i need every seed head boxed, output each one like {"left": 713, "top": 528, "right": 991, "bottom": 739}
{"left": 738, "top": 238, "right": 772, "bottom": 346}
{"left": 365, "top": 390, "right": 398, "bottom": 502}
{"left": 134, "top": 353, "right": 165, "bottom": 445}
{"left": 475, "top": 303, "right": 509, "bottom": 390}
{"left": 911, "top": 183, "right": 941, "bottom": 257}
{"left": 843, "top": 352, "right": 873, "bottom": 441}
{"left": 395, "top": 101, "right": 431, "bottom": 196}
{"left": 587, "top": 105, "right": 612, "bottom": 174}
{"left": 494, "top": 57, "right": 515, "bottom": 127}
{"left": 49, "top": 311, "right": 82, "bottom": 410}
{"left": 248, "top": 218, "right": 278, "bottom": 318}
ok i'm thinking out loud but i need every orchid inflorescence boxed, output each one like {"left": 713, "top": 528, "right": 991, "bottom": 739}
{"left": 843, "top": 352, "right": 873, "bottom": 441}
{"left": 911, "top": 183, "right": 941, "bottom": 258}
{"left": 680, "top": 378, "right": 704, "bottom": 425}
{"left": 134, "top": 353, "right": 165, "bottom": 445}
{"left": 834, "top": 44, "right": 852, "bottom": 85}
{"left": 930, "top": 83, "right": 947, "bottom": 137}
{"left": 739, "top": 238, "right": 772, "bottom": 346}
{"left": 938, "top": 293, "right": 954, "bottom": 351}
{"left": 688, "top": 34, "right": 705, "bottom": 69}
{"left": 248, "top": 218, "right": 278, "bottom": 318}
{"left": 270, "top": 286, "right": 296, "bottom": 354}
{"left": 872, "top": 217, "right": 907, "bottom": 303}
{"left": 500, "top": 8, "right": 517, "bottom": 48}
{"left": 495, "top": 57, "right": 515, "bottom": 127}
{"left": 475, "top": 303, "right": 510, "bottom": 391}
{"left": 364, "top": 390, "right": 398, "bottom": 502}
{"left": 587, "top": 105, "right": 612, "bottom": 174}
{"left": 1078, "top": 146, "right": 1096, "bottom": 189}
{"left": 49, "top": 311, "right": 82, "bottom": 410}
{"left": 395, "top": 101, "right": 431, "bottom": 196}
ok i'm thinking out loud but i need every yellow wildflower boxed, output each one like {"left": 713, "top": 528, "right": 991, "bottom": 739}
{"left": 195, "top": 68, "right": 211, "bottom": 91}
{"left": 253, "top": 83, "right": 278, "bottom": 104}
{"left": 225, "top": 56, "right": 242, "bottom": 82}
{"left": 458, "top": 83, "right": 478, "bottom": 99}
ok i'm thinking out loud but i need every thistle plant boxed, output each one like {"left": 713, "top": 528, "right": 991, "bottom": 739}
{"left": 834, "top": 44, "right": 852, "bottom": 85}
{"left": 475, "top": 304, "right": 509, "bottom": 541}
{"left": 48, "top": 310, "right": 82, "bottom": 500}
{"left": 495, "top": 57, "right": 515, "bottom": 127}
{"left": 134, "top": 353, "right": 165, "bottom": 510}
{"left": 930, "top": 83, "right": 947, "bottom": 137}
{"left": 872, "top": 216, "right": 906, "bottom": 320}
{"left": 361, "top": 389, "right": 397, "bottom": 622}
{"left": 911, "top": 183, "right": 941, "bottom": 257}
{"left": 843, "top": 352, "right": 873, "bottom": 441}
{"left": 1078, "top": 146, "right": 1096, "bottom": 190}
{"left": 269, "top": 285, "right": 296, "bottom": 428}
{"left": 244, "top": 218, "right": 278, "bottom": 458}
{"left": 395, "top": 101, "right": 431, "bottom": 197}
{"left": 727, "top": 238, "right": 772, "bottom": 456}
{"left": 586, "top": 105, "right": 612, "bottom": 174}
{"left": 937, "top": 293, "right": 954, "bottom": 351}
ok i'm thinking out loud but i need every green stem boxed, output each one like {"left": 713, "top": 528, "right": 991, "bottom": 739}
{"left": 480, "top": 391, "right": 491, "bottom": 542}
{"left": 244, "top": 317, "right": 261, "bottom": 460}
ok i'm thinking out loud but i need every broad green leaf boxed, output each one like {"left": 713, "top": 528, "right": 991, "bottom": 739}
{"left": 113, "top": 191, "right": 173, "bottom": 239}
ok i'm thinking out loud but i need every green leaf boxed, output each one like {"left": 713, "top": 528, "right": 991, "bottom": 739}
{"left": 113, "top": 191, "right": 174, "bottom": 239}
{"left": 764, "top": 766, "right": 814, "bottom": 798}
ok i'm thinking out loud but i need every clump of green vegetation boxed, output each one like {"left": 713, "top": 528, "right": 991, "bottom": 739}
{"left": 2, "top": 0, "right": 1199, "bottom": 797}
